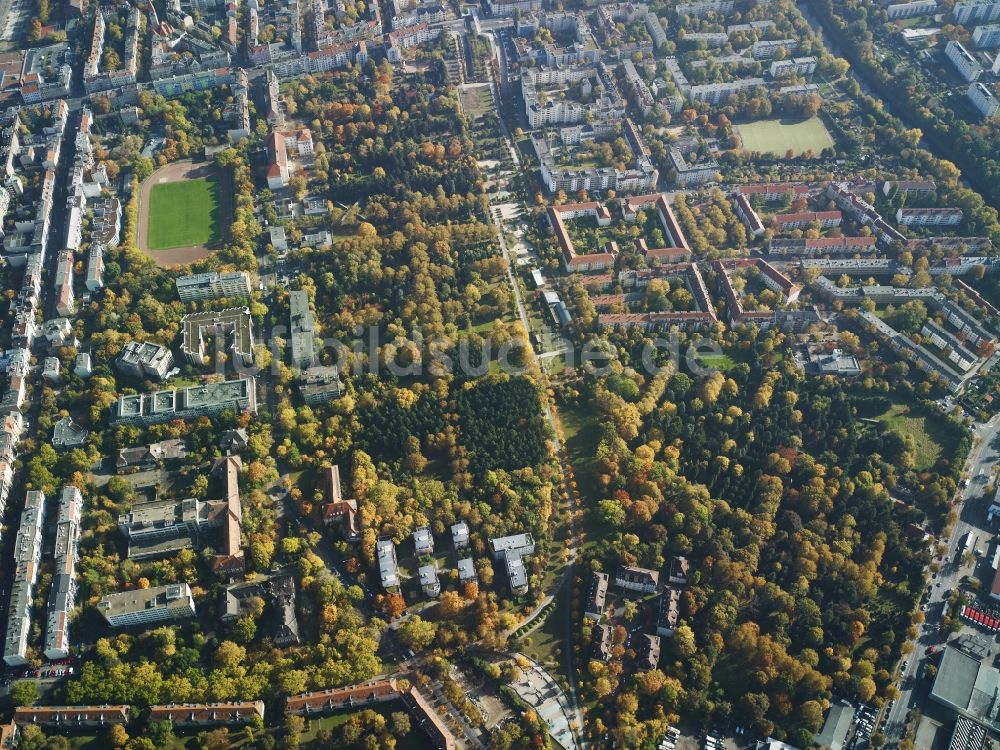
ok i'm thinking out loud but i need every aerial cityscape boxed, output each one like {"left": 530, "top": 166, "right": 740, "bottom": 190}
{"left": 0, "top": 0, "right": 995, "bottom": 747}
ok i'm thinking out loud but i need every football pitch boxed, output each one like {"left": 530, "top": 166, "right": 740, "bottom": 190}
{"left": 146, "top": 176, "right": 223, "bottom": 250}
{"left": 735, "top": 117, "right": 834, "bottom": 156}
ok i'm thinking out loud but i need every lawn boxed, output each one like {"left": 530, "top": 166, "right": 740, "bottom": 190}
{"left": 559, "top": 402, "right": 609, "bottom": 547}
{"left": 459, "top": 85, "right": 493, "bottom": 120}
{"left": 877, "top": 401, "right": 946, "bottom": 470}
{"left": 147, "top": 176, "right": 223, "bottom": 250}
{"left": 735, "top": 117, "right": 835, "bottom": 156}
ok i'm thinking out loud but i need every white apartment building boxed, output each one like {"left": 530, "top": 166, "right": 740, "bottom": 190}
{"left": 954, "top": 0, "right": 1000, "bottom": 25}
{"left": 769, "top": 56, "right": 817, "bottom": 77}
{"left": 946, "top": 40, "right": 983, "bottom": 82}
{"left": 973, "top": 23, "right": 1000, "bottom": 47}
{"left": 689, "top": 78, "right": 766, "bottom": 103}
{"left": 965, "top": 80, "right": 1000, "bottom": 117}
{"left": 896, "top": 207, "right": 964, "bottom": 226}
{"left": 887, "top": 0, "right": 936, "bottom": 19}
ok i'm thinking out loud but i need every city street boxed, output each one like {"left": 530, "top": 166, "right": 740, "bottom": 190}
{"left": 882, "top": 413, "right": 1000, "bottom": 747}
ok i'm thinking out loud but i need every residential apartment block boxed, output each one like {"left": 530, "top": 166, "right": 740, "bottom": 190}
{"left": 289, "top": 290, "right": 315, "bottom": 369}
{"left": 112, "top": 378, "right": 257, "bottom": 426}
{"left": 615, "top": 565, "right": 660, "bottom": 594}
{"left": 180, "top": 307, "right": 255, "bottom": 369}
{"left": 954, "top": 0, "right": 1000, "bottom": 25}
{"left": 968, "top": 81, "right": 1000, "bottom": 117}
{"left": 489, "top": 533, "right": 536, "bottom": 597}
{"left": 521, "top": 64, "right": 625, "bottom": 128}
{"left": 175, "top": 271, "right": 252, "bottom": 302}
{"left": 973, "top": 22, "right": 1000, "bottom": 47}
{"left": 946, "top": 41, "right": 983, "bottom": 82}
{"left": 887, "top": 0, "right": 937, "bottom": 19}
{"left": 119, "top": 498, "right": 224, "bottom": 560}
{"left": 3, "top": 491, "right": 45, "bottom": 666}
{"left": 97, "top": 583, "right": 197, "bottom": 628}
{"left": 895, "top": 207, "right": 964, "bottom": 226}
{"left": 44, "top": 487, "right": 81, "bottom": 660}
{"left": 769, "top": 56, "right": 817, "bottom": 77}
{"left": 585, "top": 571, "right": 609, "bottom": 619}
{"left": 116, "top": 340, "right": 175, "bottom": 381}
{"left": 377, "top": 539, "right": 399, "bottom": 591}
{"left": 772, "top": 210, "right": 842, "bottom": 230}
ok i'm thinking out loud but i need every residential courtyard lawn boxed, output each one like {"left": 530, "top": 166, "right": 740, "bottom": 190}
{"left": 147, "top": 176, "right": 223, "bottom": 250}
{"left": 735, "top": 117, "right": 834, "bottom": 156}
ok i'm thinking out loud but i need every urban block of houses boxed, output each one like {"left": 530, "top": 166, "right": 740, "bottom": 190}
{"left": 826, "top": 182, "right": 906, "bottom": 246}
{"left": 596, "top": 264, "right": 719, "bottom": 332}
{"left": 714, "top": 258, "right": 807, "bottom": 330}
{"left": 118, "top": 497, "right": 225, "bottom": 560}
{"left": 83, "top": 8, "right": 141, "bottom": 93}
{"left": 521, "top": 63, "right": 626, "bottom": 129}
{"left": 549, "top": 194, "right": 690, "bottom": 274}
{"left": 531, "top": 121, "right": 658, "bottom": 195}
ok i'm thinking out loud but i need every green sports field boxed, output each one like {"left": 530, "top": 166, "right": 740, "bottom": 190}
{"left": 735, "top": 117, "right": 834, "bottom": 156}
{"left": 146, "top": 176, "right": 223, "bottom": 250}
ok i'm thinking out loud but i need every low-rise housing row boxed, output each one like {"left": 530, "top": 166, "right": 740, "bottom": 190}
{"left": 766, "top": 236, "right": 878, "bottom": 256}
{"left": 772, "top": 210, "right": 842, "bottom": 230}
{"left": 895, "top": 207, "right": 964, "bottom": 226}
